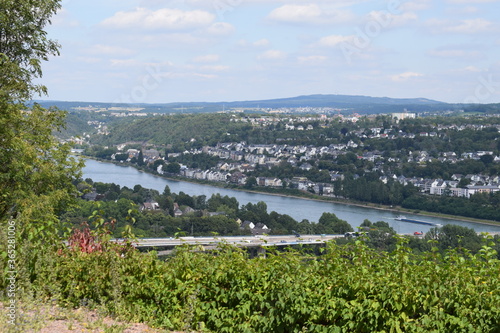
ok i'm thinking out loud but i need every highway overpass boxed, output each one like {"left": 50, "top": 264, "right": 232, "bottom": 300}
{"left": 125, "top": 234, "right": 344, "bottom": 255}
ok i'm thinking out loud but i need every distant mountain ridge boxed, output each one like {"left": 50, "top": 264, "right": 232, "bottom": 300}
{"left": 35, "top": 94, "right": 449, "bottom": 114}
{"left": 214, "top": 94, "right": 445, "bottom": 108}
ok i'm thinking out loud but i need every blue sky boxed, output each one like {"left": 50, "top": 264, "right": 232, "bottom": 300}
{"left": 40, "top": 0, "right": 500, "bottom": 104}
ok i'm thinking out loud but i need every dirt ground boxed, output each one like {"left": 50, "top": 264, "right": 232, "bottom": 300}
{"left": 1, "top": 302, "right": 183, "bottom": 333}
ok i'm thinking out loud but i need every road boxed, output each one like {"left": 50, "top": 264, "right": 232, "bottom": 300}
{"left": 130, "top": 234, "right": 344, "bottom": 249}
{"left": 119, "top": 231, "right": 500, "bottom": 255}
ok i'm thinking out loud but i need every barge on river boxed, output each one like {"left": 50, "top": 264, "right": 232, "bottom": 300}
{"left": 395, "top": 216, "right": 442, "bottom": 227}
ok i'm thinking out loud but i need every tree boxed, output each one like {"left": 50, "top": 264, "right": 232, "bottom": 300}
{"left": 176, "top": 191, "right": 194, "bottom": 208}
{"left": 157, "top": 196, "right": 174, "bottom": 216}
{"left": 1, "top": 0, "right": 81, "bottom": 227}
{"left": 360, "top": 219, "right": 373, "bottom": 228}
{"left": 114, "top": 153, "right": 128, "bottom": 162}
{"left": 163, "top": 185, "right": 172, "bottom": 197}
{"left": 207, "top": 193, "right": 239, "bottom": 212}
{"left": 1, "top": 0, "right": 82, "bottom": 286}
{"left": 245, "top": 176, "right": 258, "bottom": 189}
{"left": 165, "top": 162, "right": 181, "bottom": 174}
{"left": 137, "top": 150, "right": 145, "bottom": 166}
{"left": 95, "top": 182, "right": 110, "bottom": 194}
{"left": 436, "top": 224, "right": 481, "bottom": 252}
{"left": 238, "top": 201, "right": 270, "bottom": 225}
{"left": 480, "top": 154, "right": 494, "bottom": 165}
{"left": 316, "top": 212, "right": 353, "bottom": 234}
{"left": 0, "top": 0, "right": 61, "bottom": 100}
{"left": 372, "top": 221, "right": 395, "bottom": 233}
{"left": 193, "top": 195, "right": 207, "bottom": 210}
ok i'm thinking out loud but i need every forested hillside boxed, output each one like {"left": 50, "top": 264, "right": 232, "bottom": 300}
{"left": 92, "top": 113, "right": 253, "bottom": 147}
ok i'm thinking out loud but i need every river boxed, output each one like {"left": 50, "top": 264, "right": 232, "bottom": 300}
{"left": 82, "top": 159, "right": 500, "bottom": 234}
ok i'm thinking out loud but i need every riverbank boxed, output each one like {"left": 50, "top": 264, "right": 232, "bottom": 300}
{"left": 83, "top": 157, "right": 500, "bottom": 228}
{"left": 237, "top": 189, "right": 500, "bottom": 228}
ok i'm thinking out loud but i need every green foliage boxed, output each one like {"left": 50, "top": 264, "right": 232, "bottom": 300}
{"left": 84, "top": 146, "right": 117, "bottom": 160}
{"left": 245, "top": 176, "right": 258, "bottom": 189}
{"left": 164, "top": 162, "right": 181, "bottom": 174}
{"left": 168, "top": 153, "right": 220, "bottom": 170}
{"left": 0, "top": 0, "right": 83, "bottom": 293}
{"left": 402, "top": 193, "right": 500, "bottom": 221}
{"left": 358, "top": 220, "right": 398, "bottom": 251}
{"left": 331, "top": 176, "right": 417, "bottom": 206}
{"left": 0, "top": 0, "right": 61, "bottom": 100}
{"left": 317, "top": 212, "right": 354, "bottom": 234}
{"left": 54, "top": 110, "right": 96, "bottom": 139}
{"left": 93, "top": 113, "right": 252, "bottom": 148}
{"left": 29, "top": 240, "right": 500, "bottom": 332}
{"left": 425, "top": 224, "right": 482, "bottom": 253}
{"left": 207, "top": 193, "right": 239, "bottom": 212}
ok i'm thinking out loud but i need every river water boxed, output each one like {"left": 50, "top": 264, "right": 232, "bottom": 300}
{"left": 82, "top": 159, "right": 500, "bottom": 234}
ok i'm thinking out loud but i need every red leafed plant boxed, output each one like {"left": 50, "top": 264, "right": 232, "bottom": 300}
{"left": 68, "top": 222, "right": 102, "bottom": 253}
{"left": 64, "top": 203, "right": 137, "bottom": 255}
{"left": 67, "top": 218, "right": 117, "bottom": 253}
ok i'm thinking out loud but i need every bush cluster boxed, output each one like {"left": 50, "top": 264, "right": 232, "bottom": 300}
{"left": 29, "top": 237, "right": 500, "bottom": 332}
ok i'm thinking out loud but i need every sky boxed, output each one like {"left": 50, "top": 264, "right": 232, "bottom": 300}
{"left": 38, "top": 0, "right": 500, "bottom": 104}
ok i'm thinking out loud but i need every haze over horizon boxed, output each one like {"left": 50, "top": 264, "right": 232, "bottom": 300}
{"left": 39, "top": 0, "right": 500, "bottom": 104}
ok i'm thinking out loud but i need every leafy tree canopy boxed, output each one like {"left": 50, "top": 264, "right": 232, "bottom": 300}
{"left": 0, "top": 0, "right": 61, "bottom": 100}
{"left": 1, "top": 0, "right": 82, "bottom": 258}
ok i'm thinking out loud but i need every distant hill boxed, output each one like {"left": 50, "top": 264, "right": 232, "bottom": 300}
{"left": 218, "top": 94, "right": 445, "bottom": 107}
{"left": 35, "top": 94, "right": 452, "bottom": 114}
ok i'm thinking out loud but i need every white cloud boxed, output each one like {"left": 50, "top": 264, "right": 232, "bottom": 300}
{"left": 446, "top": 0, "right": 497, "bottom": 3}
{"left": 426, "top": 18, "right": 495, "bottom": 34}
{"left": 446, "top": 18, "right": 494, "bottom": 33}
{"left": 200, "top": 65, "right": 230, "bottom": 72}
{"left": 366, "top": 10, "right": 418, "bottom": 28}
{"left": 88, "top": 44, "right": 135, "bottom": 56}
{"left": 183, "top": 0, "right": 369, "bottom": 9}
{"left": 204, "top": 22, "right": 235, "bottom": 36}
{"left": 193, "top": 73, "right": 218, "bottom": 79}
{"left": 460, "top": 66, "right": 482, "bottom": 72}
{"left": 257, "top": 50, "right": 287, "bottom": 60}
{"left": 267, "top": 4, "right": 354, "bottom": 25}
{"left": 297, "top": 55, "right": 328, "bottom": 65}
{"left": 101, "top": 7, "right": 214, "bottom": 31}
{"left": 447, "top": 6, "right": 479, "bottom": 14}
{"left": 253, "top": 39, "right": 270, "bottom": 47}
{"left": 76, "top": 57, "right": 101, "bottom": 64}
{"left": 317, "top": 35, "right": 356, "bottom": 47}
{"left": 235, "top": 39, "right": 271, "bottom": 51}
{"left": 243, "top": 39, "right": 270, "bottom": 48}
{"left": 106, "top": 72, "right": 130, "bottom": 80}
{"left": 110, "top": 59, "right": 142, "bottom": 67}
{"left": 193, "top": 54, "right": 220, "bottom": 63}
{"left": 400, "top": 0, "right": 432, "bottom": 12}
{"left": 52, "top": 8, "right": 80, "bottom": 28}
{"left": 428, "top": 48, "right": 483, "bottom": 60}
{"left": 127, "top": 32, "right": 211, "bottom": 47}
{"left": 390, "top": 72, "right": 423, "bottom": 81}
{"left": 109, "top": 59, "right": 173, "bottom": 69}
{"left": 145, "top": 70, "right": 217, "bottom": 80}
{"left": 145, "top": 60, "right": 175, "bottom": 68}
